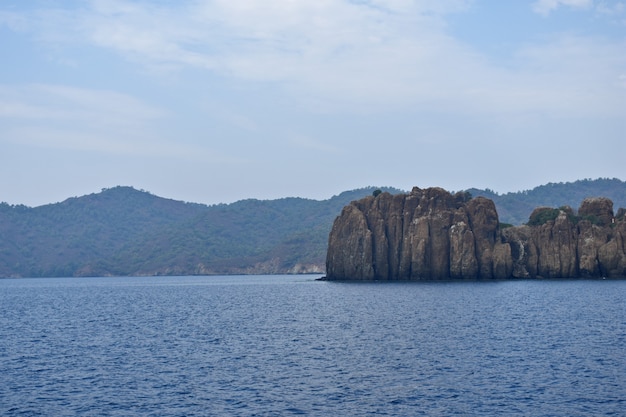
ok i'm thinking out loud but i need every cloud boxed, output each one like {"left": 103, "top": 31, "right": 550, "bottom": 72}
{"left": 0, "top": 10, "right": 28, "bottom": 31}
{"left": 0, "top": 83, "right": 164, "bottom": 127}
{"left": 531, "top": 0, "right": 593, "bottom": 16}
{"left": 4, "top": 125, "right": 232, "bottom": 162}
{"left": 0, "top": 83, "right": 229, "bottom": 160}
{"left": 3, "top": 1, "right": 626, "bottom": 119}
{"left": 531, "top": 0, "right": 626, "bottom": 17}
{"left": 6, "top": 2, "right": 473, "bottom": 97}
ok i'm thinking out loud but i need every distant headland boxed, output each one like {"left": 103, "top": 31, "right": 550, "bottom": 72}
{"left": 324, "top": 187, "right": 626, "bottom": 280}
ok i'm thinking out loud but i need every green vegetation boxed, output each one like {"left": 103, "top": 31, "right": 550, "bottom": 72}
{"left": 526, "top": 203, "right": 615, "bottom": 227}
{"left": 527, "top": 208, "right": 561, "bottom": 226}
{"left": 1, "top": 179, "right": 624, "bottom": 277}
{"left": 0, "top": 185, "right": 401, "bottom": 277}
{"left": 468, "top": 178, "right": 626, "bottom": 225}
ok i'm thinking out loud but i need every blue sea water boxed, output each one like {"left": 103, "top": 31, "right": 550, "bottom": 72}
{"left": 1, "top": 275, "right": 625, "bottom": 416}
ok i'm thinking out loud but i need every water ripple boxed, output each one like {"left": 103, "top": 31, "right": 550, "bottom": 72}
{"left": 1, "top": 276, "right": 625, "bottom": 416}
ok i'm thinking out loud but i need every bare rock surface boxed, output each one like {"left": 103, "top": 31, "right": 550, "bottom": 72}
{"left": 325, "top": 188, "right": 626, "bottom": 280}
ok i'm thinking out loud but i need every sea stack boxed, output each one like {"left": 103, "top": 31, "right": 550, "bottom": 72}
{"left": 325, "top": 187, "right": 626, "bottom": 280}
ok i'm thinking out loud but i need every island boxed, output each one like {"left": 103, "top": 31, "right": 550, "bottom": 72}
{"left": 324, "top": 187, "right": 626, "bottom": 280}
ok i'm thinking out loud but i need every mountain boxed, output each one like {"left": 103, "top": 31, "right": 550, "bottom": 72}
{"left": 0, "top": 185, "right": 401, "bottom": 277}
{"left": 1, "top": 179, "right": 625, "bottom": 278}
{"left": 0, "top": 187, "right": 208, "bottom": 277}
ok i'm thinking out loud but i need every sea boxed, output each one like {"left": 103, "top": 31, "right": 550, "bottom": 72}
{"left": 1, "top": 275, "right": 625, "bottom": 416}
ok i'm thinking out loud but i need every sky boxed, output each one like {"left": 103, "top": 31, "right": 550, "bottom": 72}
{"left": 0, "top": 0, "right": 625, "bottom": 207}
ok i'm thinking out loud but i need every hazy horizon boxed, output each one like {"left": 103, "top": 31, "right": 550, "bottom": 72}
{"left": 2, "top": 177, "right": 623, "bottom": 208}
{"left": 1, "top": 1, "right": 625, "bottom": 207}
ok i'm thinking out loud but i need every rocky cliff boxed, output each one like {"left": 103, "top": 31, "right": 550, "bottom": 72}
{"left": 325, "top": 187, "right": 626, "bottom": 280}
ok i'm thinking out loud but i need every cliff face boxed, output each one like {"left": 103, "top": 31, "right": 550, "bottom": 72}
{"left": 325, "top": 188, "right": 626, "bottom": 280}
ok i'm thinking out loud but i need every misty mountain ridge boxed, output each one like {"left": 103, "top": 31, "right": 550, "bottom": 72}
{"left": 1, "top": 178, "right": 625, "bottom": 277}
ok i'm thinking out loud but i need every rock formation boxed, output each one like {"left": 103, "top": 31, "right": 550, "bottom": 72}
{"left": 325, "top": 187, "right": 626, "bottom": 280}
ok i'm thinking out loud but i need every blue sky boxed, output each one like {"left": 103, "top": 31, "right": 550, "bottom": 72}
{"left": 1, "top": 0, "right": 625, "bottom": 206}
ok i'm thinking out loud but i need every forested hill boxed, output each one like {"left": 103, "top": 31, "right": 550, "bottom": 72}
{"left": 1, "top": 179, "right": 625, "bottom": 277}
{"left": 468, "top": 178, "right": 626, "bottom": 225}
{"left": 0, "top": 186, "right": 401, "bottom": 277}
